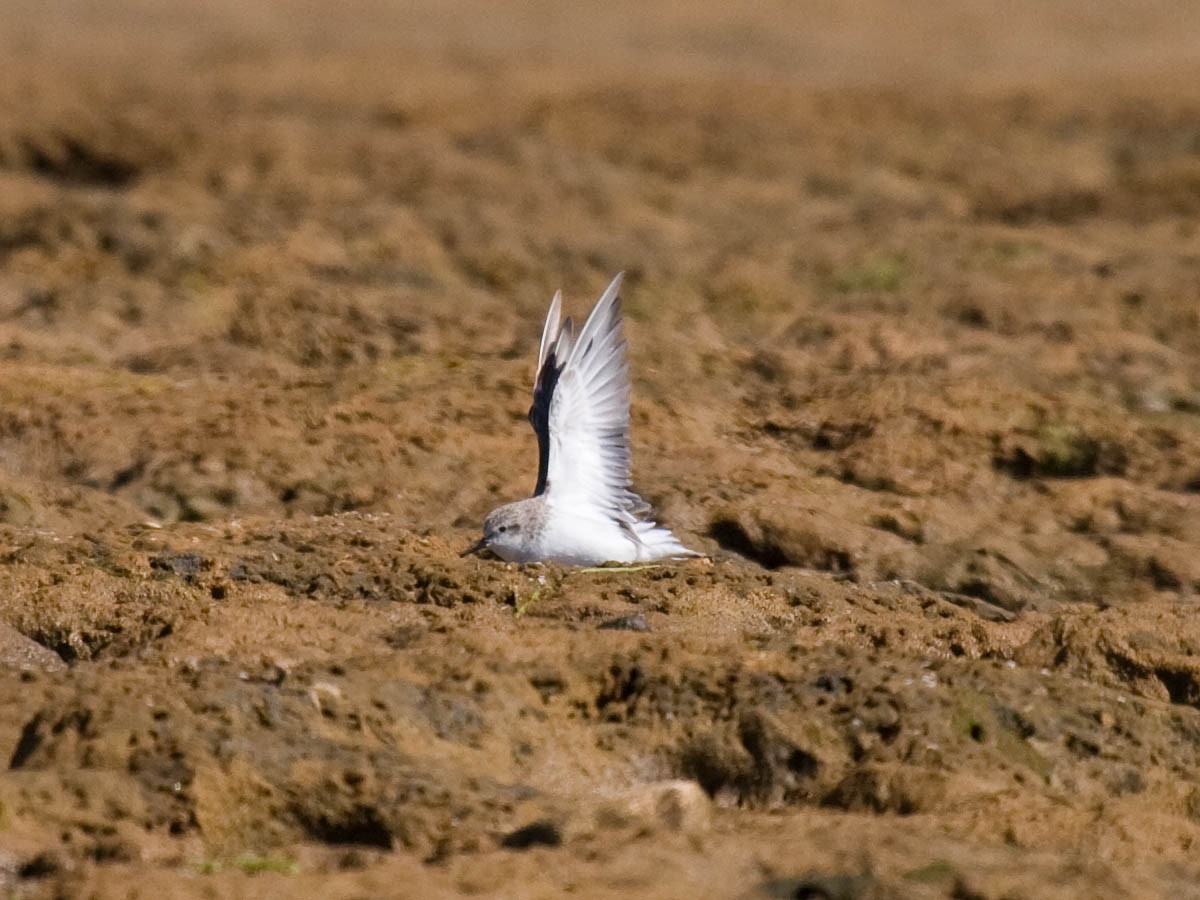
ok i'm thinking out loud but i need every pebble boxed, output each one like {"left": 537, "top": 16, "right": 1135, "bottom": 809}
{"left": 598, "top": 614, "right": 651, "bottom": 632}
{"left": 0, "top": 624, "right": 66, "bottom": 673}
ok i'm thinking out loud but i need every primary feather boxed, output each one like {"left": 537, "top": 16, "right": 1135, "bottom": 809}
{"left": 534, "top": 274, "right": 644, "bottom": 519}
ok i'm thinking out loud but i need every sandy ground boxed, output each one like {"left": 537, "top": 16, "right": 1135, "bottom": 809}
{"left": 1, "top": 2, "right": 1200, "bottom": 897}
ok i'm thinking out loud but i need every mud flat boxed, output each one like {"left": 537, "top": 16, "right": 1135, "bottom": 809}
{"left": 1, "top": 2, "right": 1200, "bottom": 897}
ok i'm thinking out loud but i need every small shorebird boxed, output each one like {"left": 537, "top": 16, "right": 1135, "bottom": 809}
{"left": 463, "top": 273, "right": 695, "bottom": 565}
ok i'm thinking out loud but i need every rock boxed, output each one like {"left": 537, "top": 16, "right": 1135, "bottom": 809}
{"left": 0, "top": 623, "right": 66, "bottom": 672}
{"left": 598, "top": 614, "right": 651, "bottom": 632}
{"left": 149, "top": 552, "right": 210, "bottom": 583}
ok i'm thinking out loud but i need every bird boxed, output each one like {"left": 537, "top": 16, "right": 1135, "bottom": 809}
{"left": 462, "top": 272, "right": 696, "bottom": 565}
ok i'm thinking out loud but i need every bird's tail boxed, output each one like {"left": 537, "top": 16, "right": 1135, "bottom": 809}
{"left": 632, "top": 520, "right": 700, "bottom": 562}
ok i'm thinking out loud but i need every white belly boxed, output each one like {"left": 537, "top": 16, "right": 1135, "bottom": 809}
{"left": 530, "top": 509, "right": 641, "bottom": 565}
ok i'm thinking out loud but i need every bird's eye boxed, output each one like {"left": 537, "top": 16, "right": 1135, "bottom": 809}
{"left": 498, "top": 525, "right": 507, "bottom": 533}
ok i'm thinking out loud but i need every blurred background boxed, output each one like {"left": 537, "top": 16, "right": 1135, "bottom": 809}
{"left": 0, "top": 0, "right": 1198, "bottom": 537}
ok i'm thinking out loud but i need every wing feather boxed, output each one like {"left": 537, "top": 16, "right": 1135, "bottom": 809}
{"left": 537, "top": 290, "right": 563, "bottom": 375}
{"left": 529, "top": 292, "right": 574, "bottom": 497}
{"left": 538, "top": 272, "right": 647, "bottom": 521}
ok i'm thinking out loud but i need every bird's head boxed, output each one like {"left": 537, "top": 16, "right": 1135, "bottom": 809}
{"left": 461, "top": 503, "right": 530, "bottom": 561}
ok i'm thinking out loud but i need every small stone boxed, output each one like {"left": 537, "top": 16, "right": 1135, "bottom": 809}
{"left": 0, "top": 624, "right": 66, "bottom": 673}
{"left": 598, "top": 614, "right": 651, "bottom": 632}
{"left": 149, "top": 552, "right": 209, "bottom": 583}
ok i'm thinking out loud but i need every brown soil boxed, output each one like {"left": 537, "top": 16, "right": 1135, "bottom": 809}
{"left": 2, "top": 2, "right": 1200, "bottom": 897}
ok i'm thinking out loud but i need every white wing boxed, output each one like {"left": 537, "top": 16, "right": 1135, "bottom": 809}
{"left": 540, "top": 272, "right": 646, "bottom": 520}
{"left": 537, "top": 290, "right": 566, "bottom": 375}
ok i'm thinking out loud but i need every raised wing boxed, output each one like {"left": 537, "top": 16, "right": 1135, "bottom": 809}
{"left": 531, "top": 272, "right": 647, "bottom": 520}
{"left": 529, "top": 290, "right": 573, "bottom": 496}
